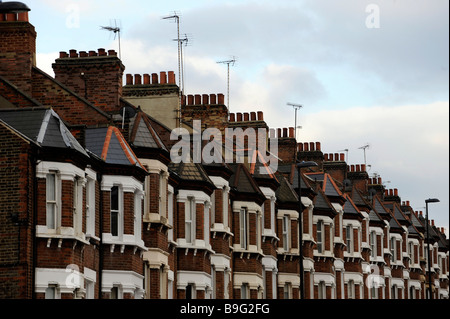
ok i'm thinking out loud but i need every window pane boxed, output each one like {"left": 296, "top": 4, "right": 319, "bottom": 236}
{"left": 45, "top": 287, "right": 55, "bottom": 299}
{"left": 111, "top": 186, "right": 119, "bottom": 211}
{"left": 111, "top": 211, "right": 118, "bottom": 236}
{"left": 46, "top": 174, "right": 55, "bottom": 201}
{"left": 46, "top": 203, "right": 55, "bottom": 229}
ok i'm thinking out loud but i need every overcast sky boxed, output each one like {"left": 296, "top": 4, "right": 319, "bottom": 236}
{"left": 32, "top": 0, "right": 449, "bottom": 234}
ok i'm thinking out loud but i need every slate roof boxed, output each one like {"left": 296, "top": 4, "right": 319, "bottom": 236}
{"left": 85, "top": 126, "right": 144, "bottom": 169}
{"left": 275, "top": 173, "right": 299, "bottom": 204}
{"left": 0, "top": 107, "right": 88, "bottom": 156}
{"left": 306, "top": 172, "right": 343, "bottom": 198}
{"left": 372, "top": 196, "right": 392, "bottom": 219}
{"left": 313, "top": 186, "right": 337, "bottom": 216}
{"left": 343, "top": 193, "right": 362, "bottom": 217}
{"left": 129, "top": 110, "right": 168, "bottom": 152}
{"left": 229, "top": 163, "right": 265, "bottom": 200}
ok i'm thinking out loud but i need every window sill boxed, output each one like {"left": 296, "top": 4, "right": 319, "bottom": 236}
{"left": 211, "top": 224, "right": 233, "bottom": 238}
{"left": 102, "top": 233, "right": 148, "bottom": 252}
{"left": 36, "top": 226, "right": 90, "bottom": 246}
{"left": 144, "top": 213, "right": 172, "bottom": 229}
{"left": 176, "top": 239, "right": 215, "bottom": 254}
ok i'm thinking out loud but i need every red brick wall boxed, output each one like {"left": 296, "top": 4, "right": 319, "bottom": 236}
{"left": 53, "top": 50, "right": 124, "bottom": 113}
{"left": 0, "top": 21, "right": 36, "bottom": 95}
{"left": 31, "top": 69, "right": 110, "bottom": 126}
{"left": 0, "top": 125, "right": 34, "bottom": 298}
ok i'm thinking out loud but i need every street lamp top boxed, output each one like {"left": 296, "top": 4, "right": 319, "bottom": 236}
{"left": 425, "top": 198, "right": 440, "bottom": 204}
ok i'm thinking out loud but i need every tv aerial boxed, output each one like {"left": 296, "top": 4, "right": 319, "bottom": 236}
{"left": 358, "top": 143, "right": 370, "bottom": 167}
{"left": 100, "top": 19, "right": 122, "bottom": 59}
{"left": 217, "top": 56, "right": 237, "bottom": 113}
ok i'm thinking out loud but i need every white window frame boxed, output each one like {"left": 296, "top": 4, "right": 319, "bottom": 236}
{"left": 73, "top": 176, "right": 83, "bottom": 237}
{"left": 85, "top": 177, "right": 96, "bottom": 237}
{"left": 46, "top": 172, "right": 59, "bottom": 230}
{"left": 168, "top": 186, "right": 174, "bottom": 241}
{"left": 346, "top": 225, "right": 353, "bottom": 254}
{"left": 223, "top": 186, "right": 229, "bottom": 228}
{"left": 185, "top": 197, "right": 195, "bottom": 244}
{"left": 110, "top": 185, "right": 123, "bottom": 238}
{"left": 347, "top": 280, "right": 355, "bottom": 299}
{"left": 159, "top": 171, "right": 168, "bottom": 218}
{"left": 318, "top": 281, "right": 326, "bottom": 299}
{"left": 391, "top": 237, "right": 397, "bottom": 262}
{"left": 317, "top": 220, "right": 324, "bottom": 253}
{"left": 45, "top": 285, "right": 60, "bottom": 299}
{"left": 240, "top": 208, "right": 248, "bottom": 250}
{"left": 241, "top": 283, "right": 249, "bottom": 299}
{"left": 283, "top": 215, "right": 290, "bottom": 251}
{"left": 134, "top": 190, "right": 143, "bottom": 241}
{"left": 370, "top": 231, "right": 377, "bottom": 257}
{"left": 283, "top": 282, "right": 292, "bottom": 299}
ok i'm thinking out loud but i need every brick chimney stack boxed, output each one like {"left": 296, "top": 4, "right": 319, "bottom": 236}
{"left": 53, "top": 48, "right": 125, "bottom": 113}
{"left": 0, "top": 1, "right": 36, "bottom": 95}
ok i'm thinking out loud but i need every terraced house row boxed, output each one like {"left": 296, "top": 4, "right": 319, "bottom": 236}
{"left": 0, "top": 2, "right": 448, "bottom": 299}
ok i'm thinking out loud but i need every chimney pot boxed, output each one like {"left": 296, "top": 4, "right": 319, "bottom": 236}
{"left": 202, "top": 94, "right": 209, "bottom": 105}
{"left": 134, "top": 74, "right": 141, "bottom": 85}
{"left": 160, "top": 71, "right": 167, "bottom": 84}
{"left": 350, "top": 165, "right": 355, "bottom": 172}
{"left": 394, "top": 188, "right": 398, "bottom": 196}
{"left": 182, "top": 95, "right": 186, "bottom": 106}
{"left": 308, "top": 142, "right": 314, "bottom": 151}
{"left": 257, "top": 111, "right": 264, "bottom": 121}
{"left": 378, "top": 177, "right": 382, "bottom": 185}
{"left": 17, "top": 12, "right": 29, "bottom": 22}
{"left": 151, "top": 73, "right": 159, "bottom": 84}
{"left": 98, "top": 48, "right": 107, "bottom": 56}
{"left": 89, "top": 50, "right": 97, "bottom": 57}
{"left": 79, "top": 51, "right": 88, "bottom": 57}
{"left": 250, "top": 112, "right": 256, "bottom": 121}
{"left": 298, "top": 143, "right": 303, "bottom": 152}
{"left": 187, "top": 95, "right": 194, "bottom": 105}
{"left": 277, "top": 128, "right": 282, "bottom": 138}
{"left": 229, "top": 113, "right": 235, "bottom": 122}
{"left": 143, "top": 74, "right": 150, "bottom": 85}
{"left": 210, "top": 94, "right": 217, "bottom": 104}
{"left": 59, "top": 51, "right": 69, "bottom": 58}
{"left": 194, "top": 94, "right": 201, "bottom": 105}
{"left": 281, "top": 128, "right": 287, "bottom": 138}
{"left": 218, "top": 93, "right": 225, "bottom": 105}
{"left": 236, "top": 113, "right": 243, "bottom": 121}
{"left": 288, "top": 127, "right": 295, "bottom": 138}
{"left": 316, "top": 142, "right": 321, "bottom": 151}
{"left": 69, "top": 49, "right": 78, "bottom": 58}
{"left": 361, "top": 164, "right": 366, "bottom": 171}
{"left": 324, "top": 154, "right": 329, "bottom": 161}
{"left": 406, "top": 200, "right": 410, "bottom": 206}
{"left": 304, "top": 143, "right": 309, "bottom": 151}
{"left": 168, "top": 71, "right": 176, "bottom": 84}
{"left": 108, "top": 49, "right": 116, "bottom": 56}
{"left": 340, "top": 153, "right": 345, "bottom": 161}
{"left": 431, "top": 220, "right": 435, "bottom": 226}
{"left": 244, "top": 113, "right": 249, "bottom": 121}
{"left": 126, "top": 74, "right": 133, "bottom": 85}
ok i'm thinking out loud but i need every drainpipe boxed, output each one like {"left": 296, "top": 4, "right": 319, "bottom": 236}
{"left": 31, "top": 148, "right": 38, "bottom": 299}
{"left": 98, "top": 172, "right": 103, "bottom": 299}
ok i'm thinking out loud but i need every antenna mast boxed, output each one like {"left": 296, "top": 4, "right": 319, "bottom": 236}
{"left": 358, "top": 143, "right": 370, "bottom": 167}
{"left": 217, "top": 57, "right": 236, "bottom": 113}
{"left": 163, "top": 13, "right": 182, "bottom": 128}
{"left": 287, "top": 103, "right": 303, "bottom": 140}
{"left": 100, "top": 19, "right": 122, "bottom": 59}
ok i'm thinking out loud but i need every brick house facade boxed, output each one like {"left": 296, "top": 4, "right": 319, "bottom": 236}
{"left": 0, "top": 1, "right": 448, "bottom": 300}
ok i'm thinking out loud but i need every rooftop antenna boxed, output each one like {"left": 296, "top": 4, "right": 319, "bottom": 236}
{"left": 217, "top": 56, "right": 237, "bottom": 114}
{"left": 358, "top": 143, "right": 370, "bottom": 167}
{"left": 100, "top": 19, "right": 122, "bottom": 59}
{"left": 173, "top": 33, "right": 192, "bottom": 96}
{"left": 163, "top": 12, "right": 183, "bottom": 128}
{"left": 287, "top": 103, "right": 303, "bottom": 140}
